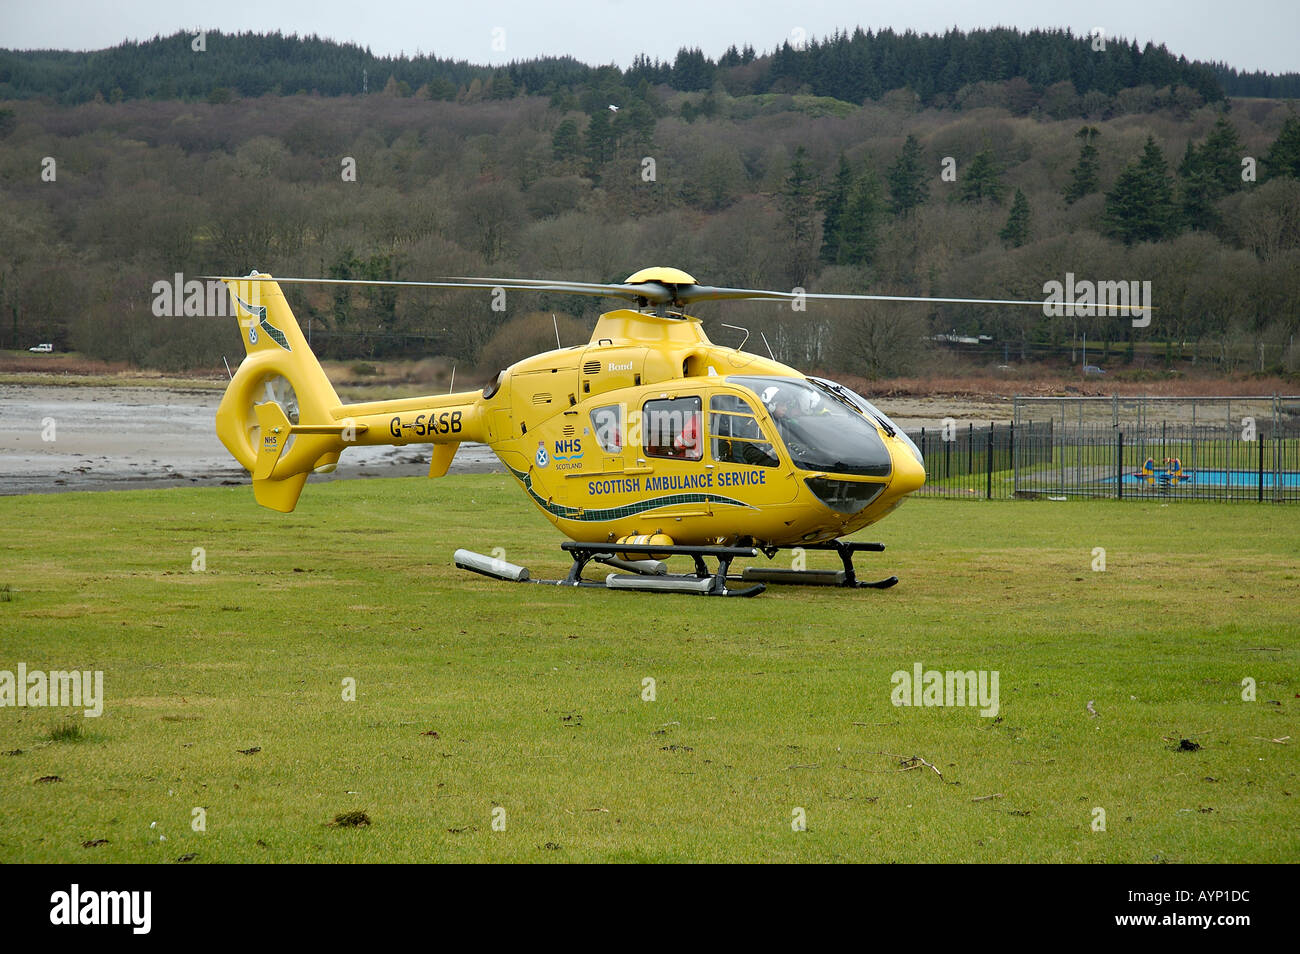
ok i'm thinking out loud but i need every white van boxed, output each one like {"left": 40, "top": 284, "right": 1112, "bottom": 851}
{"left": 28, "top": 343, "right": 53, "bottom": 353}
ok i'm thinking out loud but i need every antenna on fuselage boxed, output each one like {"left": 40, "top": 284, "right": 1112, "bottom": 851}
{"left": 553, "top": 313, "right": 561, "bottom": 349}
{"left": 759, "top": 331, "right": 775, "bottom": 360}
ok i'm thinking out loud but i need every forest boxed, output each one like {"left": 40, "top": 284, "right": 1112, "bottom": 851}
{"left": 0, "top": 28, "right": 1298, "bottom": 380}
{"left": 5, "top": 27, "right": 1300, "bottom": 105}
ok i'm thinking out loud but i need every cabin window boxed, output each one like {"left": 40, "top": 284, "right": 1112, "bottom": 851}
{"left": 642, "top": 396, "right": 702, "bottom": 461}
{"left": 710, "top": 394, "right": 777, "bottom": 467}
{"left": 590, "top": 404, "right": 623, "bottom": 454}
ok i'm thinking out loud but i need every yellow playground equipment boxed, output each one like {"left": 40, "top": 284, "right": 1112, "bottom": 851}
{"left": 1138, "top": 457, "right": 1189, "bottom": 486}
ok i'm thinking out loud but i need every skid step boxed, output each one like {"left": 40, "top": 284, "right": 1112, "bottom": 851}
{"left": 605, "top": 573, "right": 717, "bottom": 594}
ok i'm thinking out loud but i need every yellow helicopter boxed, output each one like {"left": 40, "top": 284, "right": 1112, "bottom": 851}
{"left": 209, "top": 267, "right": 1043, "bottom": 596}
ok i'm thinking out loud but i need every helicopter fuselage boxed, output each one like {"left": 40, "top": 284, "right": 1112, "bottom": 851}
{"left": 375, "top": 308, "right": 927, "bottom": 549}
{"left": 214, "top": 277, "right": 926, "bottom": 548}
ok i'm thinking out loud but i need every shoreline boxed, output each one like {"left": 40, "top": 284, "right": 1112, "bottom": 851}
{"left": 0, "top": 384, "right": 504, "bottom": 497}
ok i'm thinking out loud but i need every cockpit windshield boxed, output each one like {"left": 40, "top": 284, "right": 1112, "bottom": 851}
{"left": 729, "top": 376, "right": 893, "bottom": 478}
{"left": 807, "top": 376, "right": 924, "bottom": 467}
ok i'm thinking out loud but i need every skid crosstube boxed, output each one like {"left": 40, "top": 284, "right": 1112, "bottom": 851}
{"left": 561, "top": 541, "right": 765, "bottom": 597}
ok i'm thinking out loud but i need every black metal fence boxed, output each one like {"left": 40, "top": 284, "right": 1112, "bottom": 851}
{"left": 907, "top": 395, "right": 1300, "bottom": 503}
{"left": 910, "top": 422, "right": 1045, "bottom": 499}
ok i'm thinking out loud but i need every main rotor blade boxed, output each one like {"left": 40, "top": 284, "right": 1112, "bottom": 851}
{"left": 200, "top": 275, "right": 677, "bottom": 304}
{"left": 675, "top": 285, "right": 1053, "bottom": 307}
{"left": 448, "top": 275, "right": 631, "bottom": 290}
{"left": 201, "top": 275, "right": 1102, "bottom": 311}
{"left": 449, "top": 278, "right": 1056, "bottom": 308}
{"left": 446, "top": 276, "right": 680, "bottom": 303}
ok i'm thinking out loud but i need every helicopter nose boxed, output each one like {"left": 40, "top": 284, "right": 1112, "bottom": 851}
{"left": 889, "top": 441, "right": 926, "bottom": 496}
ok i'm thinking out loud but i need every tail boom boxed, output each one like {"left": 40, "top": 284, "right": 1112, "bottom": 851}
{"left": 216, "top": 274, "right": 486, "bottom": 512}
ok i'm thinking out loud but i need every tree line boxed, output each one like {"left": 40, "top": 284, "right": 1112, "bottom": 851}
{"left": 1, "top": 46, "right": 1298, "bottom": 380}
{"left": 3, "top": 27, "right": 1297, "bottom": 115}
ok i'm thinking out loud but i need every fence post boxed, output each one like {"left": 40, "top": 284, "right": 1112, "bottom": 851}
{"left": 968, "top": 422, "right": 974, "bottom": 482}
{"left": 1012, "top": 421, "right": 1020, "bottom": 496}
{"left": 987, "top": 424, "right": 994, "bottom": 499}
{"left": 1116, "top": 431, "right": 1123, "bottom": 500}
{"left": 1008, "top": 421, "right": 1015, "bottom": 465}
{"left": 1259, "top": 435, "right": 1265, "bottom": 503}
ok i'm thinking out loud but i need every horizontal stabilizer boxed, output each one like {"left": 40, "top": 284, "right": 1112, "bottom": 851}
{"left": 290, "top": 423, "right": 370, "bottom": 436}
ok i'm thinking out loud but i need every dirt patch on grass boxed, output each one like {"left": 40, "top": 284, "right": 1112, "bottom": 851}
{"left": 329, "top": 810, "right": 371, "bottom": 828}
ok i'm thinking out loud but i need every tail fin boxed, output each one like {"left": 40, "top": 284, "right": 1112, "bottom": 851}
{"left": 216, "top": 275, "right": 354, "bottom": 512}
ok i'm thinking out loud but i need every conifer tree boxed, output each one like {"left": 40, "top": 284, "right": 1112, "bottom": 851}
{"left": 839, "top": 167, "right": 884, "bottom": 264}
{"left": 1063, "top": 126, "right": 1100, "bottom": 204}
{"left": 583, "top": 109, "right": 616, "bottom": 172}
{"left": 781, "top": 146, "right": 819, "bottom": 284}
{"left": 1179, "top": 119, "right": 1243, "bottom": 230}
{"left": 1197, "top": 117, "right": 1245, "bottom": 191}
{"left": 818, "top": 155, "right": 854, "bottom": 263}
{"left": 887, "top": 134, "right": 929, "bottom": 216}
{"left": 999, "top": 188, "right": 1031, "bottom": 246}
{"left": 551, "top": 119, "right": 581, "bottom": 162}
{"left": 957, "top": 146, "right": 1005, "bottom": 203}
{"left": 1262, "top": 114, "right": 1300, "bottom": 180}
{"left": 1102, "top": 136, "right": 1179, "bottom": 244}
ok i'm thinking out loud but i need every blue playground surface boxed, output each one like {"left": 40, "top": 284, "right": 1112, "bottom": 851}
{"left": 1106, "top": 468, "right": 1300, "bottom": 489}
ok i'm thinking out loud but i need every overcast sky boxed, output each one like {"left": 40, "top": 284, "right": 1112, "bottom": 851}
{"left": 3, "top": 0, "right": 1297, "bottom": 75}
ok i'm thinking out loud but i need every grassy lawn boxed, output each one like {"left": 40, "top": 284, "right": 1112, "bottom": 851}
{"left": 0, "top": 478, "right": 1296, "bottom": 863}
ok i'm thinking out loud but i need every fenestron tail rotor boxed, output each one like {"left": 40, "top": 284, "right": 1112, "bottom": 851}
{"left": 201, "top": 266, "right": 1061, "bottom": 311}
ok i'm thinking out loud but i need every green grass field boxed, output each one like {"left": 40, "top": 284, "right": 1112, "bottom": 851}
{"left": 1, "top": 478, "right": 1296, "bottom": 863}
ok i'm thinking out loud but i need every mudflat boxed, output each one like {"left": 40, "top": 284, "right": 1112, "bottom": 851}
{"left": 0, "top": 385, "right": 502, "bottom": 496}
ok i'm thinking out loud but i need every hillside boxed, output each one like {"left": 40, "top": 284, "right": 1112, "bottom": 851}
{"left": 0, "top": 29, "right": 1298, "bottom": 381}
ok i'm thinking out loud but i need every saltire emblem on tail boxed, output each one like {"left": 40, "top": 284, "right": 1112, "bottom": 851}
{"left": 233, "top": 292, "right": 292, "bottom": 352}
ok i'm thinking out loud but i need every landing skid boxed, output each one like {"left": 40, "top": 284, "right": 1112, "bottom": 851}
{"left": 740, "top": 541, "right": 898, "bottom": 590}
{"left": 454, "top": 539, "right": 897, "bottom": 596}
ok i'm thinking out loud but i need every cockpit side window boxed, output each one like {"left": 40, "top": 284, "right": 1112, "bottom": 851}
{"left": 590, "top": 404, "right": 623, "bottom": 453}
{"left": 710, "top": 393, "right": 777, "bottom": 467}
{"left": 642, "top": 396, "right": 703, "bottom": 461}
